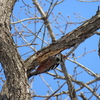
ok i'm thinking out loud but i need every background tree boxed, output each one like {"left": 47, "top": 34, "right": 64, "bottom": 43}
{"left": 0, "top": 0, "right": 100, "bottom": 100}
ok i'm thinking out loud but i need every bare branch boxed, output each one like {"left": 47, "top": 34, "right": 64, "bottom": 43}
{"left": 11, "top": 17, "right": 42, "bottom": 24}
{"left": 74, "top": 80, "right": 100, "bottom": 99}
{"left": 78, "top": 0, "right": 100, "bottom": 2}
{"left": 39, "top": 75, "right": 54, "bottom": 93}
{"left": 46, "top": 71, "right": 100, "bottom": 96}
{"left": 67, "top": 58, "right": 99, "bottom": 78}
{"left": 19, "top": 33, "right": 37, "bottom": 52}
{"left": 60, "top": 54, "right": 78, "bottom": 100}
{"left": 17, "top": 43, "right": 38, "bottom": 47}
{"left": 79, "top": 92, "right": 88, "bottom": 100}
{"left": 33, "top": 0, "right": 56, "bottom": 42}
{"left": 66, "top": 43, "right": 80, "bottom": 57}
{"left": 45, "top": 82, "right": 66, "bottom": 100}
{"left": 26, "top": 12, "right": 100, "bottom": 73}
{"left": 12, "top": 15, "right": 48, "bottom": 45}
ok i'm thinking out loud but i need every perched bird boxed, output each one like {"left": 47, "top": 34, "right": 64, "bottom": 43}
{"left": 28, "top": 54, "right": 66, "bottom": 78}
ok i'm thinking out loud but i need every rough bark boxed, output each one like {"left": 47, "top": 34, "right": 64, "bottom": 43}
{"left": 0, "top": 0, "right": 31, "bottom": 100}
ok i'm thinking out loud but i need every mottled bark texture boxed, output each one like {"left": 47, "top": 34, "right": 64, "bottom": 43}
{"left": 0, "top": 0, "right": 31, "bottom": 100}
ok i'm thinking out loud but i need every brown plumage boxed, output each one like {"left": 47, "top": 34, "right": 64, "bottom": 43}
{"left": 28, "top": 54, "right": 66, "bottom": 78}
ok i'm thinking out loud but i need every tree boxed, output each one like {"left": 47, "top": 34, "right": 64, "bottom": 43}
{"left": 0, "top": 0, "right": 100, "bottom": 100}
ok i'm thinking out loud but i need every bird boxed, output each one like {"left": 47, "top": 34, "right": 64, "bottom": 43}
{"left": 28, "top": 54, "right": 66, "bottom": 78}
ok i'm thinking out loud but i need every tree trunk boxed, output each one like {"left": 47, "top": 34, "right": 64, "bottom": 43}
{"left": 0, "top": 0, "right": 31, "bottom": 100}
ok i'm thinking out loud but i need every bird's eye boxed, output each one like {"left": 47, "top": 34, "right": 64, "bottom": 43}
{"left": 56, "top": 58, "right": 60, "bottom": 61}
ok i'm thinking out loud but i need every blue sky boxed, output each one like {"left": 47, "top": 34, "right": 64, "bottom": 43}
{"left": 1, "top": 0, "right": 100, "bottom": 100}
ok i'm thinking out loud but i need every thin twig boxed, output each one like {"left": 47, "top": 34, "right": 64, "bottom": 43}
{"left": 67, "top": 58, "right": 99, "bottom": 78}
{"left": 74, "top": 80, "right": 100, "bottom": 99}
{"left": 66, "top": 43, "right": 80, "bottom": 57}
{"left": 11, "top": 17, "right": 42, "bottom": 24}
{"left": 33, "top": 0, "right": 56, "bottom": 42}
{"left": 78, "top": 92, "right": 88, "bottom": 100}
{"left": 78, "top": 0, "right": 100, "bottom": 2}
{"left": 39, "top": 75, "right": 54, "bottom": 93}
{"left": 45, "top": 82, "right": 66, "bottom": 100}
{"left": 12, "top": 15, "right": 48, "bottom": 44}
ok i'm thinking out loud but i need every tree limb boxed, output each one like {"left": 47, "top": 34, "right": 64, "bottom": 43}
{"left": 60, "top": 54, "right": 78, "bottom": 100}
{"left": 25, "top": 12, "right": 100, "bottom": 73}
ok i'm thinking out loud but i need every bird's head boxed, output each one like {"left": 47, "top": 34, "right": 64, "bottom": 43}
{"left": 56, "top": 54, "right": 67, "bottom": 63}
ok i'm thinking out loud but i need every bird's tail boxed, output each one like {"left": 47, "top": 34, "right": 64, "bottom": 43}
{"left": 28, "top": 71, "right": 39, "bottom": 78}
